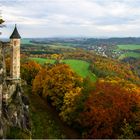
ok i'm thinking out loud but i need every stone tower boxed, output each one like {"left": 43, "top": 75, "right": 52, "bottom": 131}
{"left": 10, "top": 25, "right": 21, "bottom": 79}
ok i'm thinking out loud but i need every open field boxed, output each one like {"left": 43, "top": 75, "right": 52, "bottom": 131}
{"left": 31, "top": 58, "right": 55, "bottom": 64}
{"left": 118, "top": 44, "right": 140, "bottom": 50}
{"left": 62, "top": 59, "right": 96, "bottom": 81}
{"left": 21, "top": 39, "right": 34, "bottom": 45}
{"left": 48, "top": 43, "right": 75, "bottom": 49}
{"left": 30, "top": 58, "right": 96, "bottom": 81}
{"left": 119, "top": 52, "right": 140, "bottom": 59}
{"left": 117, "top": 44, "right": 140, "bottom": 59}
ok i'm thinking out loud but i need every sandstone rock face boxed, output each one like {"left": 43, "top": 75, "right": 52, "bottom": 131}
{"left": 0, "top": 42, "right": 30, "bottom": 138}
{"left": 0, "top": 43, "right": 4, "bottom": 137}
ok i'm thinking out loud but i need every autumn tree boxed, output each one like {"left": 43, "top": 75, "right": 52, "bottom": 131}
{"left": 21, "top": 60, "right": 42, "bottom": 85}
{"left": 59, "top": 87, "right": 82, "bottom": 124}
{"left": 78, "top": 78, "right": 140, "bottom": 138}
{"left": 90, "top": 57, "right": 140, "bottom": 83}
{"left": 60, "top": 76, "right": 95, "bottom": 125}
{"left": 32, "top": 63, "right": 83, "bottom": 111}
{"left": 32, "top": 67, "right": 48, "bottom": 96}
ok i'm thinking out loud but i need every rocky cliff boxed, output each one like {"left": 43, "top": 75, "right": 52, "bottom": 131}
{"left": 0, "top": 42, "right": 30, "bottom": 138}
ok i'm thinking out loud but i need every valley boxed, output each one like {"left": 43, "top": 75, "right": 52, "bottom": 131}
{"left": 2, "top": 0, "right": 140, "bottom": 139}
{"left": 21, "top": 38, "right": 140, "bottom": 80}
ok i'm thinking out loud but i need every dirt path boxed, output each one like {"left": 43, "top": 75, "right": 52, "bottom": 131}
{"left": 24, "top": 86, "right": 80, "bottom": 139}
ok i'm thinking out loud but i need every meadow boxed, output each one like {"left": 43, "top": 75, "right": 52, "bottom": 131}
{"left": 30, "top": 58, "right": 96, "bottom": 81}
{"left": 117, "top": 44, "right": 140, "bottom": 59}
{"left": 31, "top": 58, "right": 55, "bottom": 64}
{"left": 119, "top": 52, "right": 140, "bottom": 59}
{"left": 118, "top": 44, "right": 140, "bottom": 50}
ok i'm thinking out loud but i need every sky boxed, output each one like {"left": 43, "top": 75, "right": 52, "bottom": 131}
{"left": 1, "top": 0, "right": 140, "bottom": 38}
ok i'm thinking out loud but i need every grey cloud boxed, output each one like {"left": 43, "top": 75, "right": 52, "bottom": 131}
{"left": 1, "top": 0, "right": 140, "bottom": 37}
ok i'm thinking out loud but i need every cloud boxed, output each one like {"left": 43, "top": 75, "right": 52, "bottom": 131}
{"left": 1, "top": 0, "right": 140, "bottom": 37}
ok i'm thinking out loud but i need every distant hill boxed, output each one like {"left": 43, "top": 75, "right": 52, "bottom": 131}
{"left": 27, "top": 37, "right": 140, "bottom": 46}
{"left": 85, "top": 37, "right": 140, "bottom": 45}
{"left": 1, "top": 37, "right": 140, "bottom": 46}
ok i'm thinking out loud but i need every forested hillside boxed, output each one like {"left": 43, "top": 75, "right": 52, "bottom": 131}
{"left": 6, "top": 47, "right": 139, "bottom": 139}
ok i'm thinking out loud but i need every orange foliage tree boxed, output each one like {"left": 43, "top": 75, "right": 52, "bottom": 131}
{"left": 21, "top": 60, "right": 42, "bottom": 85}
{"left": 32, "top": 68, "right": 48, "bottom": 96}
{"left": 78, "top": 78, "right": 140, "bottom": 138}
{"left": 90, "top": 57, "right": 140, "bottom": 83}
{"left": 32, "top": 63, "right": 83, "bottom": 110}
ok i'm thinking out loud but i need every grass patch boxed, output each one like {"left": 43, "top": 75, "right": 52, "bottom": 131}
{"left": 6, "top": 127, "right": 31, "bottom": 139}
{"left": 30, "top": 58, "right": 96, "bottom": 81}
{"left": 63, "top": 59, "right": 96, "bottom": 81}
{"left": 23, "top": 86, "right": 80, "bottom": 139}
{"left": 31, "top": 105, "right": 65, "bottom": 139}
{"left": 118, "top": 44, "right": 140, "bottom": 50}
{"left": 119, "top": 52, "right": 140, "bottom": 59}
{"left": 24, "top": 86, "right": 67, "bottom": 139}
{"left": 30, "top": 58, "right": 55, "bottom": 65}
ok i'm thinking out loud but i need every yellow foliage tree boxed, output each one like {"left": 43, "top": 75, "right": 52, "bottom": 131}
{"left": 60, "top": 87, "right": 82, "bottom": 123}
{"left": 32, "top": 63, "right": 83, "bottom": 110}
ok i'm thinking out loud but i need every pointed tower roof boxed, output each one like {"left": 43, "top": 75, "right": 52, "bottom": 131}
{"left": 10, "top": 24, "right": 21, "bottom": 39}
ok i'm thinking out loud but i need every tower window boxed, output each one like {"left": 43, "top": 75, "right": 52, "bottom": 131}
{"left": 14, "top": 41, "right": 17, "bottom": 46}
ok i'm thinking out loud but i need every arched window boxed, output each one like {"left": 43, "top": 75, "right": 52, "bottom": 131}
{"left": 14, "top": 41, "right": 17, "bottom": 46}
